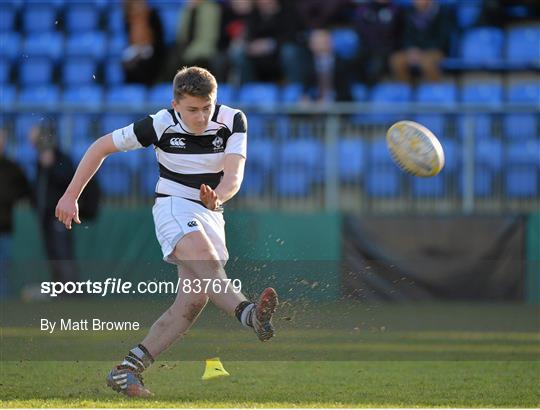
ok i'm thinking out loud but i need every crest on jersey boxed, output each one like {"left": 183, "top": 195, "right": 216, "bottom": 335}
{"left": 212, "top": 136, "right": 224, "bottom": 151}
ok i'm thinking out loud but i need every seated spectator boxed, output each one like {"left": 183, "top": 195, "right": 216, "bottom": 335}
{"left": 296, "top": 0, "right": 352, "bottom": 30}
{"left": 352, "top": 0, "right": 404, "bottom": 85}
{"left": 476, "top": 0, "right": 540, "bottom": 26}
{"left": 163, "top": 0, "right": 221, "bottom": 79}
{"left": 390, "top": 0, "right": 454, "bottom": 83}
{"left": 232, "top": 0, "right": 308, "bottom": 84}
{"left": 122, "top": 0, "right": 165, "bottom": 85}
{"left": 213, "top": 0, "right": 253, "bottom": 83}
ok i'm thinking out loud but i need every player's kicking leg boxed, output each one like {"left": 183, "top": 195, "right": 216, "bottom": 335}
{"left": 173, "top": 231, "right": 279, "bottom": 341}
{"left": 107, "top": 270, "right": 208, "bottom": 397}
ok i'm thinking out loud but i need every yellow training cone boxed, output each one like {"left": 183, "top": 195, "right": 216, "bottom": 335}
{"left": 201, "top": 357, "right": 230, "bottom": 380}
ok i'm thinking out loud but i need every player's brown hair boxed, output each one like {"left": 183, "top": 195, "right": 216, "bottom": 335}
{"left": 173, "top": 66, "right": 217, "bottom": 102}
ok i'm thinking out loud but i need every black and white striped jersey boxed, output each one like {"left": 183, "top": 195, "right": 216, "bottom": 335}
{"left": 112, "top": 104, "right": 247, "bottom": 200}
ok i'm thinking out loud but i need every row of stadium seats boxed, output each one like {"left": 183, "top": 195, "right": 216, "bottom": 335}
{"left": 2, "top": 80, "right": 539, "bottom": 105}
{"left": 4, "top": 110, "right": 539, "bottom": 147}
{"left": 7, "top": 136, "right": 540, "bottom": 198}
{"left": 2, "top": 25, "right": 539, "bottom": 69}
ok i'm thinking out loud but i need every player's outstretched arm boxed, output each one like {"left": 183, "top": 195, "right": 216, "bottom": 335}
{"left": 56, "top": 134, "right": 119, "bottom": 229}
{"left": 200, "top": 154, "right": 245, "bottom": 210}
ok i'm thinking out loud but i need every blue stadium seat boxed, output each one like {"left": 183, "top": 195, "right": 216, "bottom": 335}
{"left": 59, "top": 114, "right": 99, "bottom": 149}
{"left": 412, "top": 176, "right": 445, "bottom": 197}
{"left": 438, "top": 137, "right": 459, "bottom": 173}
{"left": 101, "top": 114, "right": 137, "bottom": 135}
{"left": 365, "top": 167, "right": 400, "bottom": 197}
{"left": 279, "top": 138, "right": 324, "bottom": 182}
{"left": 63, "top": 85, "right": 104, "bottom": 108}
{"left": 148, "top": 83, "right": 172, "bottom": 105}
{"left": 108, "top": 34, "right": 127, "bottom": 59}
{"left": 503, "top": 114, "right": 538, "bottom": 140}
{"left": 62, "top": 57, "right": 98, "bottom": 86}
{"left": 460, "top": 27, "right": 504, "bottom": 65}
{"left": 414, "top": 114, "right": 446, "bottom": 138}
{"left": 331, "top": 28, "right": 360, "bottom": 60}
{"left": 351, "top": 83, "right": 368, "bottom": 102}
{"left": 459, "top": 166, "right": 495, "bottom": 197}
{"left": 339, "top": 138, "right": 366, "bottom": 182}
{"left": 65, "top": 4, "right": 100, "bottom": 33}
{"left": 0, "top": 85, "right": 16, "bottom": 108}
{"left": 274, "top": 167, "right": 312, "bottom": 197}
{"left": 98, "top": 164, "right": 133, "bottom": 197}
{"left": 19, "top": 57, "right": 54, "bottom": 86}
{"left": 368, "top": 138, "right": 394, "bottom": 167}
{"left": 415, "top": 82, "right": 457, "bottom": 105}
{"left": 461, "top": 82, "right": 503, "bottom": 105}
{"left": 507, "top": 81, "right": 540, "bottom": 104}
{"left": 139, "top": 158, "right": 160, "bottom": 197}
{"left": 241, "top": 137, "right": 276, "bottom": 196}
{"left": 106, "top": 85, "right": 147, "bottom": 108}
{"left": 23, "top": 32, "right": 64, "bottom": 60}
{"left": 505, "top": 140, "right": 540, "bottom": 197}
{"left": 281, "top": 83, "right": 303, "bottom": 104}
{"left": 155, "top": 3, "right": 183, "bottom": 45}
{"left": 248, "top": 138, "right": 274, "bottom": 173}
{"left": 104, "top": 61, "right": 125, "bottom": 85}
{"left": 18, "top": 85, "right": 60, "bottom": 106}
{"left": 505, "top": 166, "right": 539, "bottom": 197}
{"left": 0, "top": 6, "right": 16, "bottom": 32}
{"left": 70, "top": 141, "right": 93, "bottom": 163}
{"left": 0, "top": 60, "right": 10, "bottom": 84}
{"left": 239, "top": 167, "right": 267, "bottom": 196}
{"left": 371, "top": 82, "right": 412, "bottom": 104}
{"left": 507, "top": 139, "right": 540, "bottom": 167}
{"left": 107, "top": 6, "right": 124, "bottom": 34}
{"left": 458, "top": 114, "right": 494, "bottom": 139}
{"left": 14, "top": 142, "right": 38, "bottom": 181}
{"left": 506, "top": 27, "right": 540, "bottom": 66}
{"left": 475, "top": 137, "right": 503, "bottom": 171}
{"left": 238, "top": 83, "right": 279, "bottom": 107}
{"left": 14, "top": 112, "right": 58, "bottom": 143}
{"left": 66, "top": 32, "right": 107, "bottom": 60}
{"left": 367, "top": 83, "right": 412, "bottom": 123}
{"left": 217, "top": 83, "right": 236, "bottom": 105}
{"left": 23, "top": 4, "right": 57, "bottom": 33}
{"left": 457, "top": 4, "right": 481, "bottom": 28}
{"left": 0, "top": 32, "right": 21, "bottom": 62}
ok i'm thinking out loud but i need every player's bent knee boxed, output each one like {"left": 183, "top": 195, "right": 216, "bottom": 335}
{"left": 182, "top": 296, "right": 208, "bottom": 322}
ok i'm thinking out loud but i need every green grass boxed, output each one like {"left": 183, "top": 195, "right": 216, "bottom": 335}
{"left": 1, "top": 361, "right": 539, "bottom": 408}
{"left": 1, "top": 300, "right": 539, "bottom": 407}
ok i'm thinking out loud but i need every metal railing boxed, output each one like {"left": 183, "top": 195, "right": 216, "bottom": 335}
{"left": 3, "top": 102, "right": 539, "bottom": 214}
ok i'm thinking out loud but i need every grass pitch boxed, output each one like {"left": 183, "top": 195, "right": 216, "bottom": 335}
{"left": 1, "top": 300, "right": 539, "bottom": 407}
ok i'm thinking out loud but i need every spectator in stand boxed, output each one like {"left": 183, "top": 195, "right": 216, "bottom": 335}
{"left": 28, "top": 125, "right": 80, "bottom": 284}
{"left": 163, "top": 0, "right": 221, "bottom": 79}
{"left": 0, "top": 128, "right": 31, "bottom": 297}
{"left": 213, "top": 0, "right": 253, "bottom": 83}
{"left": 390, "top": 0, "right": 454, "bottom": 83}
{"left": 233, "top": 0, "right": 308, "bottom": 84}
{"left": 476, "top": 0, "right": 540, "bottom": 26}
{"left": 295, "top": 0, "right": 352, "bottom": 30}
{"left": 122, "top": 0, "right": 165, "bottom": 85}
{"left": 352, "top": 0, "right": 404, "bottom": 86}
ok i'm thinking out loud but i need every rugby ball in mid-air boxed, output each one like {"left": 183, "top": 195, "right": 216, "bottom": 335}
{"left": 386, "top": 120, "right": 445, "bottom": 177}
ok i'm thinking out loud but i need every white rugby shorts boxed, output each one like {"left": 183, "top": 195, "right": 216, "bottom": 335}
{"left": 152, "top": 196, "right": 228, "bottom": 265}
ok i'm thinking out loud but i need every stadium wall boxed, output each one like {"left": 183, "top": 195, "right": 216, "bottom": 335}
{"left": 9, "top": 206, "right": 539, "bottom": 303}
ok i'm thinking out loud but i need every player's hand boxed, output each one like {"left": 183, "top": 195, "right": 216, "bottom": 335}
{"left": 55, "top": 193, "right": 81, "bottom": 230}
{"left": 200, "top": 184, "right": 222, "bottom": 211}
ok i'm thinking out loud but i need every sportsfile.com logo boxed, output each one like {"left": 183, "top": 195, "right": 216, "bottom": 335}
{"left": 170, "top": 137, "right": 186, "bottom": 148}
